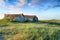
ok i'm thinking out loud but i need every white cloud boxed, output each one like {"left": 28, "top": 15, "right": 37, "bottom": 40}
{"left": 0, "top": 0, "right": 27, "bottom": 9}
{"left": 0, "top": 0, "right": 27, "bottom": 14}
{"left": 14, "top": 0, "right": 27, "bottom": 7}
{"left": 19, "top": 0, "right": 27, "bottom": 5}
{"left": 28, "top": 0, "right": 41, "bottom": 7}
{"left": 0, "top": 0, "right": 4, "bottom": 5}
{"left": 0, "top": 0, "right": 6, "bottom": 8}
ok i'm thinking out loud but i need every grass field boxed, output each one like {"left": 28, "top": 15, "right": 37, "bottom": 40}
{"left": 39, "top": 20, "right": 60, "bottom": 23}
{"left": 0, "top": 19, "right": 60, "bottom": 40}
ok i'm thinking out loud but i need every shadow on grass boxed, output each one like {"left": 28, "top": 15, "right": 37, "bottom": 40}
{"left": 39, "top": 21, "right": 60, "bottom": 25}
{"left": 11, "top": 21, "right": 38, "bottom": 24}
{"left": 0, "top": 24, "right": 8, "bottom": 27}
{"left": 0, "top": 35, "right": 4, "bottom": 40}
{"left": 6, "top": 21, "right": 60, "bottom": 26}
{"left": 48, "top": 22, "right": 60, "bottom": 25}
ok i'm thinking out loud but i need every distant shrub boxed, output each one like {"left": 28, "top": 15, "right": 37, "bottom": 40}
{"left": 0, "top": 18, "right": 10, "bottom": 27}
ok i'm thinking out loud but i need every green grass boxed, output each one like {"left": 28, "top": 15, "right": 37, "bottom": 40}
{"left": 0, "top": 19, "right": 60, "bottom": 40}
{"left": 39, "top": 20, "right": 60, "bottom": 25}
{"left": 39, "top": 20, "right": 60, "bottom": 23}
{"left": 0, "top": 19, "right": 10, "bottom": 27}
{"left": 0, "top": 23, "right": 60, "bottom": 40}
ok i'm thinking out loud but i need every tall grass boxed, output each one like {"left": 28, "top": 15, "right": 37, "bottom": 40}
{"left": 0, "top": 19, "right": 60, "bottom": 40}
{"left": 3, "top": 26, "right": 60, "bottom": 40}
{"left": 0, "top": 23, "right": 60, "bottom": 40}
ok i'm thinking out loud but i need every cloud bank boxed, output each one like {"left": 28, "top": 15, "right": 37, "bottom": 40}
{"left": 0, "top": 0, "right": 60, "bottom": 9}
{"left": 0, "top": 0, "right": 59, "bottom": 13}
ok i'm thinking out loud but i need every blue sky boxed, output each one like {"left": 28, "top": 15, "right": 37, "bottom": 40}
{"left": 0, "top": 0, "right": 60, "bottom": 20}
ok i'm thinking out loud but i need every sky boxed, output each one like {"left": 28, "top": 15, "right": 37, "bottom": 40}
{"left": 0, "top": 0, "right": 60, "bottom": 20}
